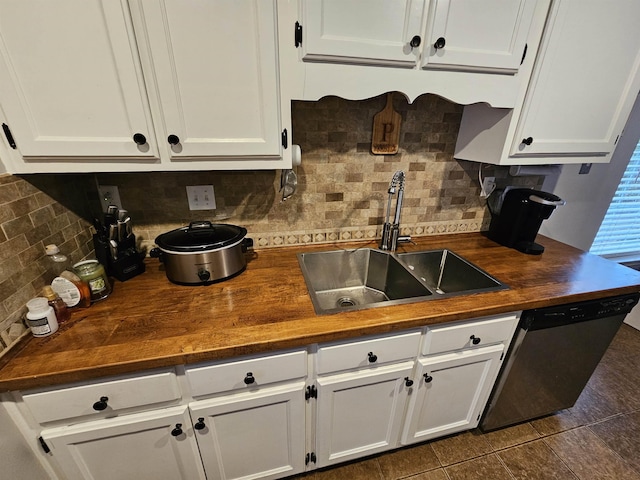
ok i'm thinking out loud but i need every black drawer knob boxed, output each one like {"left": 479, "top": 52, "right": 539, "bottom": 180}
{"left": 367, "top": 352, "right": 378, "bottom": 363}
{"left": 470, "top": 335, "right": 481, "bottom": 345}
{"left": 410, "top": 35, "right": 421, "bottom": 49}
{"left": 404, "top": 377, "right": 414, "bottom": 387}
{"left": 92, "top": 396, "right": 109, "bottom": 411}
{"left": 423, "top": 373, "right": 433, "bottom": 383}
{"left": 522, "top": 137, "right": 533, "bottom": 145}
{"left": 244, "top": 372, "right": 255, "bottom": 385}
{"left": 171, "top": 424, "right": 183, "bottom": 437}
{"left": 434, "top": 37, "right": 446, "bottom": 50}
{"left": 133, "top": 133, "right": 147, "bottom": 145}
{"left": 168, "top": 134, "right": 180, "bottom": 145}
{"left": 194, "top": 418, "right": 206, "bottom": 430}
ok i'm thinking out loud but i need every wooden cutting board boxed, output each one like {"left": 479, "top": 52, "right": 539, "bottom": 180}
{"left": 371, "top": 93, "right": 401, "bottom": 154}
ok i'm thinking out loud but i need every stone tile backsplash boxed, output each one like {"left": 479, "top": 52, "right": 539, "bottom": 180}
{"left": 0, "top": 93, "right": 543, "bottom": 352}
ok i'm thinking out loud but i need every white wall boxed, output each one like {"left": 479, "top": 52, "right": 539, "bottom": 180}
{"left": 539, "top": 93, "right": 640, "bottom": 252}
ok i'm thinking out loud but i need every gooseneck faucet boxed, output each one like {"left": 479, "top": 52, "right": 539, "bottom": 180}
{"left": 379, "top": 170, "right": 409, "bottom": 251}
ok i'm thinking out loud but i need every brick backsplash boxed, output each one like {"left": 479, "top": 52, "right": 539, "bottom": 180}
{"left": 0, "top": 93, "right": 542, "bottom": 351}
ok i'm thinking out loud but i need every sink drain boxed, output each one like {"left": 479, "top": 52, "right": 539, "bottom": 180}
{"left": 337, "top": 297, "right": 357, "bottom": 308}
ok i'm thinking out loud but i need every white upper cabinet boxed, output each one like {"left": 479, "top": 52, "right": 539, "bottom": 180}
{"left": 422, "top": 0, "right": 536, "bottom": 73}
{"left": 290, "top": 0, "right": 547, "bottom": 106}
{"left": 131, "top": 0, "right": 283, "bottom": 161}
{"left": 455, "top": 0, "right": 640, "bottom": 165}
{"left": 302, "top": 0, "right": 426, "bottom": 67}
{"left": 0, "top": 0, "right": 157, "bottom": 160}
{"left": 0, "top": 0, "right": 290, "bottom": 173}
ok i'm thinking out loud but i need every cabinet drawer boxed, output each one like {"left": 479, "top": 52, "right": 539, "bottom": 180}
{"left": 22, "top": 370, "right": 181, "bottom": 425}
{"left": 186, "top": 349, "right": 307, "bottom": 397}
{"left": 317, "top": 331, "right": 421, "bottom": 375}
{"left": 422, "top": 313, "right": 519, "bottom": 356}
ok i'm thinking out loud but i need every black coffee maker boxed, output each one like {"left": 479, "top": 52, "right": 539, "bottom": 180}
{"left": 487, "top": 188, "right": 565, "bottom": 255}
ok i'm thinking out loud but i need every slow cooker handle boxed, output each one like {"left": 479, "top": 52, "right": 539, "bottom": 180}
{"left": 242, "top": 238, "right": 254, "bottom": 253}
{"left": 149, "top": 247, "right": 164, "bottom": 263}
{"left": 188, "top": 221, "right": 213, "bottom": 231}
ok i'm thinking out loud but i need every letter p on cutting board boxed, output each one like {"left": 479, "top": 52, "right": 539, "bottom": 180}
{"left": 371, "top": 93, "right": 401, "bottom": 155}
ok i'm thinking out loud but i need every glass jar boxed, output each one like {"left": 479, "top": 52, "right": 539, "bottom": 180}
{"left": 73, "top": 260, "right": 111, "bottom": 302}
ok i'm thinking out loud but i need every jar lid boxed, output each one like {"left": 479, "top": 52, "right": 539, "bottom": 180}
{"left": 26, "top": 297, "right": 49, "bottom": 314}
{"left": 73, "top": 260, "right": 100, "bottom": 274}
{"left": 155, "top": 221, "right": 247, "bottom": 253}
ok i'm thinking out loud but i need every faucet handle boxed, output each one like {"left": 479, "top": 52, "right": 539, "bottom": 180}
{"left": 398, "top": 235, "right": 412, "bottom": 244}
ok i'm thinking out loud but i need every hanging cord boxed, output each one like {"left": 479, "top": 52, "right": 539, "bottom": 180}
{"left": 478, "top": 163, "right": 496, "bottom": 198}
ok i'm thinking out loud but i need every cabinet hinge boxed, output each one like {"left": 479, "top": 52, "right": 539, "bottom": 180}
{"left": 305, "top": 384, "right": 317, "bottom": 400}
{"left": 294, "top": 21, "right": 303, "bottom": 47}
{"left": 2, "top": 123, "right": 17, "bottom": 149}
{"left": 305, "top": 452, "right": 317, "bottom": 465}
{"left": 520, "top": 43, "right": 528, "bottom": 65}
{"left": 38, "top": 436, "right": 51, "bottom": 454}
{"left": 281, "top": 128, "right": 289, "bottom": 149}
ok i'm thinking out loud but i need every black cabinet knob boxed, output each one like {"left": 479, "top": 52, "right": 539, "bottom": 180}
{"left": 522, "top": 137, "right": 534, "bottom": 145}
{"left": 171, "top": 424, "right": 183, "bottom": 437}
{"left": 423, "top": 373, "right": 433, "bottom": 383}
{"left": 367, "top": 352, "right": 378, "bottom": 363}
{"left": 404, "top": 377, "right": 414, "bottom": 387}
{"left": 244, "top": 372, "right": 255, "bottom": 385}
{"left": 194, "top": 418, "right": 206, "bottom": 430}
{"left": 92, "top": 396, "right": 109, "bottom": 411}
{"left": 410, "top": 35, "right": 421, "bottom": 48}
{"left": 470, "top": 335, "right": 481, "bottom": 345}
{"left": 168, "top": 134, "right": 180, "bottom": 145}
{"left": 434, "top": 37, "right": 446, "bottom": 50}
{"left": 133, "top": 133, "right": 147, "bottom": 145}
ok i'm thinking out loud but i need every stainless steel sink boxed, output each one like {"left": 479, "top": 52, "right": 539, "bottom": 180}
{"left": 298, "top": 248, "right": 507, "bottom": 314}
{"left": 396, "top": 249, "right": 506, "bottom": 295}
{"left": 297, "top": 249, "right": 432, "bottom": 314}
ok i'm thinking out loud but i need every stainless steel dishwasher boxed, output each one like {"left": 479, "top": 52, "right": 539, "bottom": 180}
{"left": 480, "top": 292, "right": 640, "bottom": 431}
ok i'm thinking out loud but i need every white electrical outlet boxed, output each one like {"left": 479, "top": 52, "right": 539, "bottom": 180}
{"left": 481, "top": 177, "right": 496, "bottom": 198}
{"left": 98, "top": 185, "right": 122, "bottom": 212}
{"left": 186, "top": 185, "right": 216, "bottom": 210}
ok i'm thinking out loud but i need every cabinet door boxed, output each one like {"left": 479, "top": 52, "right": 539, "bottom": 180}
{"left": 315, "top": 361, "right": 414, "bottom": 467}
{"left": 42, "top": 406, "right": 206, "bottom": 480}
{"left": 131, "top": 0, "right": 281, "bottom": 159}
{"left": 401, "top": 344, "right": 503, "bottom": 445}
{"left": 189, "top": 382, "right": 306, "bottom": 480}
{"left": 302, "top": 0, "right": 426, "bottom": 66}
{"left": 0, "top": 0, "right": 156, "bottom": 159}
{"left": 422, "top": 0, "right": 536, "bottom": 72}
{"left": 510, "top": 0, "right": 640, "bottom": 157}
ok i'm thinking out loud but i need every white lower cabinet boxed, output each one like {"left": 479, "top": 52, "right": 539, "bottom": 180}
{"left": 401, "top": 344, "right": 505, "bottom": 444}
{"left": 315, "top": 361, "right": 415, "bottom": 467}
{"left": 12, "top": 315, "right": 520, "bottom": 480}
{"left": 41, "top": 406, "right": 206, "bottom": 480}
{"left": 189, "top": 382, "right": 307, "bottom": 480}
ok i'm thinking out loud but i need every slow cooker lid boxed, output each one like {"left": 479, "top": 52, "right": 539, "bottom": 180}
{"left": 156, "top": 221, "right": 247, "bottom": 252}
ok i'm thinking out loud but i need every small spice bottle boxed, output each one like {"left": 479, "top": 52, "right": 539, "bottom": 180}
{"left": 51, "top": 271, "right": 92, "bottom": 308}
{"left": 73, "top": 260, "right": 111, "bottom": 302}
{"left": 25, "top": 297, "right": 59, "bottom": 337}
{"left": 42, "top": 285, "right": 70, "bottom": 324}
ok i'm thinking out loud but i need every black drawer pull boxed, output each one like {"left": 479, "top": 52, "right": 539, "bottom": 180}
{"left": 171, "top": 424, "right": 183, "bottom": 437}
{"left": 194, "top": 418, "right": 206, "bottom": 430}
{"left": 424, "top": 373, "right": 433, "bottom": 383}
{"left": 367, "top": 352, "right": 378, "bottom": 363}
{"left": 244, "top": 372, "right": 255, "bottom": 385}
{"left": 470, "top": 335, "right": 481, "bottom": 345}
{"left": 92, "top": 396, "right": 109, "bottom": 411}
{"left": 404, "top": 377, "right": 414, "bottom": 387}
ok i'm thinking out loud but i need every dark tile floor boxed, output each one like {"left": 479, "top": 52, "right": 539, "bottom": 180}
{"left": 292, "top": 324, "right": 640, "bottom": 480}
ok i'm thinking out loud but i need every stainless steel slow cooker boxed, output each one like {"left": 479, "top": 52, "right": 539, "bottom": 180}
{"left": 150, "top": 221, "right": 253, "bottom": 285}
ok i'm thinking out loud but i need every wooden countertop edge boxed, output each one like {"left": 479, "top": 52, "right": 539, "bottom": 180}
{"left": 2, "top": 233, "right": 640, "bottom": 392}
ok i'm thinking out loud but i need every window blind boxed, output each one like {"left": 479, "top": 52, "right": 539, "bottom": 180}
{"left": 590, "top": 140, "right": 640, "bottom": 257}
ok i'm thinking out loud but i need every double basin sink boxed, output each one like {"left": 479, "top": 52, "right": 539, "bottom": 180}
{"left": 298, "top": 248, "right": 507, "bottom": 314}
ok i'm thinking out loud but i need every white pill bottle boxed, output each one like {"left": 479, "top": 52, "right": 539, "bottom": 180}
{"left": 25, "top": 297, "right": 59, "bottom": 337}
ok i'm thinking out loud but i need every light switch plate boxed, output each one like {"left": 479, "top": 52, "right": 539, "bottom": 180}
{"left": 97, "top": 185, "right": 122, "bottom": 212}
{"left": 186, "top": 185, "right": 216, "bottom": 210}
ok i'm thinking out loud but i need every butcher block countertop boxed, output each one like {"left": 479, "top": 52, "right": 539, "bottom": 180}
{"left": 2, "top": 232, "right": 640, "bottom": 392}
